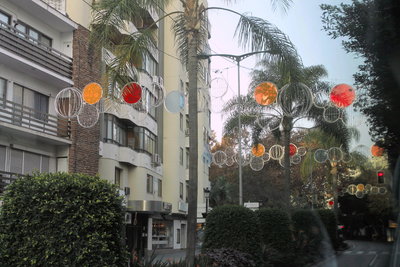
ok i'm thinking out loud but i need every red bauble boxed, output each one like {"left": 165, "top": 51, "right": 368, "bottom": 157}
{"left": 330, "top": 84, "right": 355, "bottom": 108}
{"left": 122, "top": 82, "right": 142, "bottom": 104}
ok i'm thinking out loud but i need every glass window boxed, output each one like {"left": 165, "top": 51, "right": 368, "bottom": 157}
{"left": 10, "top": 149, "right": 23, "bottom": 174}
{"left": 176, "top": 229, "right": 181, "bottom": 244}
{"left": 186, "top": 182, "right": 189, "bottom": 202}
{"left": 15, "top": 21, "right": 52, "bottom": 47}
{"left": 23, "top": 151, "right": 41, "bottom": 174}
{"left": 0, "top": 78, "right": 6, "bottom": 107}
{"left": 158, "top": 179, "right": 162, "bottom": 197}
{"left": 41, "top": 156, "right": 49, "bottom": 173}
{"left": 180, "top": 148, "right": 183, "bottom": 165}
{"left": 147, "top": 174, "right": 153, "bottom": 193}
{"left": 13, "top": 84, "right": 23, "bottom": 105}
{"left": 186, "top": 148, "right": 189, "bottom": 169}
{"left": 0, "top": 10, "right": 10, "bottom": 25}
{"left": 0, "top": 146, "right": 6, "bottom": 171}
{"left": 179, "top": 182, "right": 183, "bottom": 199}
{"left": 180, "top": 113, "right": 183, "bottom": 130}
{"left": 115, "top": 168, "right": 121, "bottom": 188}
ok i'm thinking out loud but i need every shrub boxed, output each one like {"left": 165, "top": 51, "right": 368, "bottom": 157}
{"left": 205, "top": 248, "right": 255, "bottom": 267}
{"left": 0, "top": 172, "right": 128, "bottom": 266}
{"left": 317, "top": 209, "right": 339, "bottom": 249}
{"left": 203, "top": 205, "right": 261, "bottom": 260}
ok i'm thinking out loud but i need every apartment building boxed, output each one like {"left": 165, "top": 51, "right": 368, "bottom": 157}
{"left": 0, "top": 0, "right": 211, "bottom": 259}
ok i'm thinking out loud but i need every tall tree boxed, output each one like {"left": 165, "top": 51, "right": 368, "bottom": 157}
{"left": 90, "top": 0, "right": 298, "bottom": 264}
{"left": 321, "top": 0, "right": 400, "bottom": 168}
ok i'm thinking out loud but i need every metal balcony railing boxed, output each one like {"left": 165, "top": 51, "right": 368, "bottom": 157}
{"left": 0, "top": 98, "right": 71, "bottom": 139}
{"left": 0, "top": 21, "right": 73, "bottom": 78}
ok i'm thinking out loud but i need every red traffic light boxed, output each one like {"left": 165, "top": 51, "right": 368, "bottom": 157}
{"left": 378, "top": 171, "right": 384, "bottom": 177}
{"left": 328, "top": 200, "right": 334, "bottom": 206}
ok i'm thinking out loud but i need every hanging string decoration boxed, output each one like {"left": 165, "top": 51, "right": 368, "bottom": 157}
{"left": 210, "top": 77, "right": 229, "bottom": 98}
{"left": 250, "top": 156, "right": 264, "bottom": 171}
{"left": 278, "top": 83, "right": 313, "bottom": 117}
{"left": 328, "top": 147, "right": 343, "bottom": 163}
{"left": 347, "top": 184, "right": 357, "bottom": 195}
{"left": 289, "top": 143, "right": 298, "bottom": 157}
{"left": 297, "top": 146, "right": 307, "bottom": 156}
{"left": 371, "top": 144, "right": 385, "bottom": 157}
{"left": 251, "top": 143, "right": 265, "bottom": 157}
{"left": 314, "top": 149, "right": 328, "bottom": 163}
{"left": 77, "top": 103, "right": 100, "bottom": 128}
{"left": 82, "top": 82, "right": 103, "bottom": 104}
{"left": 254, "top": 82, "right": 278, "bottom": 106}
{"left": 164, "top": 90, "right": 185, "bottom": 113}
{"left": 291, "top": 154, "right": 302, "bottom": 165}
{"left": 212, "top": 151, "right": 227, "bottom": 167}
{"left": 329, "top": 84, "right": 356, "bottom": 108}
{"left": 122, "top": 82, "right": 142, "bottom": 104}
{"left": 323, "top": 105, "right": 342, "bottom": 123}
{"left": 269, "top": 145, "right": 284, "bottom": 160}
{"left": 55, "top": 87, "right": 83, "bottom": 118}
{"left": 262, "top": 152, "right": 270, "bottom": 162}
{"left": 313, "top": 90, "right": 330, "bottom": 109}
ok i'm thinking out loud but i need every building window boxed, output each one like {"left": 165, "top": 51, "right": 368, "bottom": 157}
{"left": 134, "top": 127, "right": 157, "bottom": 155}
{"left": 147, "top": 174, "right": 154, "bottom": 194}
{"left": 15, "top": 21, "right": 52, "bottom": 47}
{"left": 115, "top": 168, "right": 121, "bottom": 188}
{"left": 186, "top": 114, "right": 189, "bottom": 131}
{"left": 13, "top": 84, "right": 49, "bottom": 121}
{"left": 179, "top": 148, "right": 183, "bottom": 165}
{"left": 176, "top": 228, "right": 181, "bottom": 244}
{"left": 142, "top": 51, "right": 157, "bottom": 76}
{"left": 0, "top": 145, "right": 6, "bottom": 171}
{"left": 8, "top": 148, "right": 49, "bottom": 175}
{"left": 180, "top": 113, "right": 183, "bottom": 131}
{"left": 179, "top": 182, "right": 184, "bottom": 199}
{"left": 0, "top": 77, "right": 6, "bottom": 105}
{"left": 158, "top": 179, "right": 162, "bottom": 197}
{"left": 186, "top": 181, "right": 189, "bottom": 202}
{"left": 103, "top": 114, "right": 127, "bottom": 146}
{"left": 0, "top": 10, "right": 11, "bottom": 26}
{"left": 186, "top": 148, "right": 190, "bottom": 169}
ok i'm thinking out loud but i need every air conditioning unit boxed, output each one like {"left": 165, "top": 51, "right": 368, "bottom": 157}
{"left": 152, "top": 153, "right": 161, "bottom": 166}
{"left": 152, "top": 76, "right": 164, "bottom": 87}
{"left": 125, "top": 212, "right": 132, "bottom": 224}
{"left": 185, "top": 128, "right": 190, "bottom": 137}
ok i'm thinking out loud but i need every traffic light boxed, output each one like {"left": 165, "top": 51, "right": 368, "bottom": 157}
{"left": 377, "top": 171, "right": 385, "bottom": 184}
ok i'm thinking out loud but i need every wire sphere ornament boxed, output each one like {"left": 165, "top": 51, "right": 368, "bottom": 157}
{"left": 256, "top": 114, "right": 282, "bottom": 132}
{"left": 371, "top": 144, "right": 385, "bottom": 157}
{"left": 251, "top": 143, "right": 265, "bottom": 157}
{"left": 254, "top": 82, "right": 278, "bottom": 106}
{"left": 291, "top": 154, "right": 302, "bottom": 165}
{"left": 365, "top": 184, "right": 372, "bottom": 192}
{"left": 269, "top": 144, "right": 284, "bottom": 160}
{"left": 297, "top": 146, "right": 307, "bottom": 156}
{"left": 330, "top": 83, "right": 356, "bottom": 108}
{"left": 355, "top": 190, "right": 364, "bottom": 199}
{"left": 370, "top": 186, "right": 379, "bottom": 195}
{"left": 341, "top": 152, "right": 353, "bottom": 163}
{"left": 378, "top": 187, "right": 387, "bottom": 195}
{"left": 234, "top": 153, "right": 251, "bottom": 166}
{"left": 347, "top": 184, "right": 357, "bottom": 195}
{"left": 164, "top": 90, "right": 185, "bottom": 113}
{"left": 55, "top": 87, "right": 83, "bottom": 118}
{"left": 77, "top": 103, "right": 99, "bottom": 128}
{"left": 122, "top": 82, "right": 142, "bottom": 104}
{"left": 278, "top": 83, "right": 313, "bottom": 117}
{"left": 262, "top": 152, "right": 270, "bottom": 162}
{"left": 210, "top": 77, "right": 229, "bottom": 98}
{"left": 225, "top": 147, "right": 236, "bottom": 158}
{"left": 151, "top": 82, "right": 166, "bottom": 107}
{"left": 328, "top": 147, "right": 343, "bottom": 163}
{"left": 314, "top": 149, "right": 328, "bottom": 163}
{"left": 225, "top": 156, "right": 235, "bottom": 167}
{"left": 212, "top": 151, "right": 227, "bottom": 167}
{"left": 289, "top": 143, "right": 298, "bottom": 157}
{"left": 323, "top": 105, "right": 342, "bottom": 123}
{"left": 313, "top": 90, "right": 330, "bottom": 109}
{"left": 250, "top": 156, "right": 264, "bottom": 171}
{"left": 82, "top": 82, "right": 103, "bottom": 105}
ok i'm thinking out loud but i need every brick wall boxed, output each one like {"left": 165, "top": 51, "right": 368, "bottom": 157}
{"left": 69, "top": 25, "right": 101, "bottom": 176}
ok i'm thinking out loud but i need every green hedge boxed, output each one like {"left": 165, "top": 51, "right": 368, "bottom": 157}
{"left": 317, "top": 209, "right": 339, "bottom": 249}
{"left": 0, "top": 172, "right": 128, "bottom": 266}
{"left": 255, "top": 208, "right": 292, "bottom": 252}
{"left": 203, "top": 205, "right": 261, "bottom": 260}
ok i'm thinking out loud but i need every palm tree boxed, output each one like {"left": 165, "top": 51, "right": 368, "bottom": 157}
{"left": 90, "top": 0, "right": 297, "bottom": 264}
{"left": 223, "top": 60, "right": 330, "bottom": 209}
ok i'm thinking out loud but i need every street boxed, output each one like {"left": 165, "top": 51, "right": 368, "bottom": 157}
{"left": 316, "top": 240, "right": 394, "bottom": 267}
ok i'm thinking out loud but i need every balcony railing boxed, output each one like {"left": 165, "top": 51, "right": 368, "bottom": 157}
{"left": 0, "top": 21, "right": 73, "bottom": 79}
{"left": 0, "top": 98, "right": 71, "bottom": 139}
{"left": 0, "top": 171, "right": 23, "bottom": 194}
{"left": 41, "top": 0, "right": 66, "bottom": 14}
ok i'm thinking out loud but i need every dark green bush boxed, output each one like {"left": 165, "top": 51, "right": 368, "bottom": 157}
{"left": 203, "top": 205, "right": 261, "bottom": 260}
{"left": 205, "top": 248, "right": 255, "bottom": 267}
{"left": 0, "top": 172, "right": 128, "bottom": 266}
{"left": 317, "top": 209, "right": 339, "bottom": 249}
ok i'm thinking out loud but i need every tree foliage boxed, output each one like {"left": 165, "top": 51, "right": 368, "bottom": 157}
{"left": 321, "top": 0, "right": 400, "bottom": 167}
{"left": 0, "top": 172, "right": 127, "bottom": 266}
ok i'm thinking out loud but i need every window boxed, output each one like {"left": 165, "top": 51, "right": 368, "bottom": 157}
{"left": 133, "top": 127, "right": 157, "bottom": 155}
{"left": 179, "top": 182, "right": 184, "bottom": 199}
{"left": 180, "top": 147, "right": 183, "bottom": 165}
{"left": 0, "top": 10, "right": 10, "bottom": 26}
{"left": 0, "top": 78, "right": 6, "bottom": 107}
{"left": 147, "top": 174, "right": 153, "bottom": 194}
{"left": 157, "top": 179, "right": 162, "bottom": 197}
{"left": 13, "top": 84, "right": 49, "bottom": 121}
{"left": 115, "top": 168, "right": 121, "bottom": 188}
{"left": 176, "top": 228, "right": 181, "bottom": 244}
{"left": 0, "top": 146, "right": 6, "bottom": 171}
{"left": 9, "top": 148, "right": 48, "bottom": 174}
{"left": 15, "top": 21, "right": 52, "bottom": 47}
{"left": 180, "top": 113, "right": 183, "bottom": 130}
{"left": 186, "top": 114, "right": 189, "bottom": 131}
{"left": 186, "top": 181, "right": 189, "bottom": 202}
{"left": 142, "top": 51, "right": 157, "bottom": 76}
{"left": 103, "top": 114, "right": 127, "bottom": 146}
{"left": 186, "top": 148, "right": 189, "bottom": 169}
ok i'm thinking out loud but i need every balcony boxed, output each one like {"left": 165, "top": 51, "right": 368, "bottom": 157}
{"left": 0, "top": 21, "right": 73, "bottom": 86}
{"left": 41, "top": 0, "right": 66, "bottom": 14}
{"left": 0, "top": 98, "right": 71, "bottom": 144}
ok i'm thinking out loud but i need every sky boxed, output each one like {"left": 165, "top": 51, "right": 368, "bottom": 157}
{"left": 207, "top": 0, "right": 372, "bottom": 150}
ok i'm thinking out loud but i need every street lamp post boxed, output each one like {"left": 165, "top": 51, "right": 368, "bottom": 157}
{"left": 199, "top": 51, "right": 270, "bottom": 205}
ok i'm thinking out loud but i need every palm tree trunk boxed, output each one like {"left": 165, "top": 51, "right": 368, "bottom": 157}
{"left": 186, "top": 25, "right": 199, "bottom": 267}
{"left": 282, "top": 116, "right": 292, "bottom": 211}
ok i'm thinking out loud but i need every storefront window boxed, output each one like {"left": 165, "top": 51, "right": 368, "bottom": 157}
{"left": 152, "top": 220, "right": 173, "bottom": 249}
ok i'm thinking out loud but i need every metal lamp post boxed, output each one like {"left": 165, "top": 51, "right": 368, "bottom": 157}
{"left": 198, "top": 51, "right": 270, "bottom": 205}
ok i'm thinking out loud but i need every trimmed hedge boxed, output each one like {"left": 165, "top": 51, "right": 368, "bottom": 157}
{"left": 0, "top": 172, "right": 128, "bottom": 266}
{"left": 255, "top": 208, "right": 292, "bottom": 252}
{"left": 203, "top": 205, "right": 261, "bottom": 260}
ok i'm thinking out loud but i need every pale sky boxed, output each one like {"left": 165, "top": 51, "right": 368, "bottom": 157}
{"left": 207, "top": 0, "right": 372, "bottom": 150}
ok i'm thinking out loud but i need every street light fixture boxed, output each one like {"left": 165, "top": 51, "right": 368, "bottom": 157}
{"left": 198, "top": 51, "right": 271, "bottom": 205}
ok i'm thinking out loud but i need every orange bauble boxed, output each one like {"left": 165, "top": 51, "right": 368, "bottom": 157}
{"left": 82, "top": 82, "right": 103, "bottom": 104}
{"left": 371, "top": 145, "right": 384, "bottom": 157}
{"left": 251, "top": 143, "right": 265, "bottom": 157}
{"left": 254, "top": 82, "right": 278, "bottom": 106}
{"left": 357, "top": 184, "right": 365, "bottom": 191}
